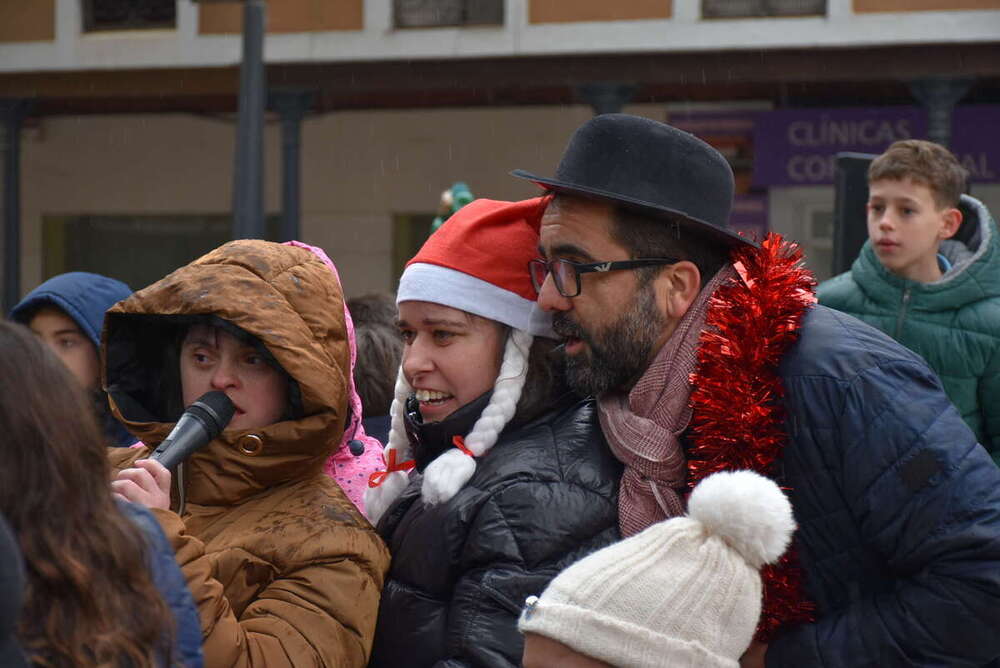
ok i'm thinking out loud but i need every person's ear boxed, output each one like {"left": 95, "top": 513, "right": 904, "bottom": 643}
{"left": 940, "top": 207, "right": 963, "bottom": 240}
{"left": 653, "top": 260, "right": 701, "bottom": 320}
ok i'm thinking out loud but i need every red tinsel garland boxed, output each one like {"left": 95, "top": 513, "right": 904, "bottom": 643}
{"left": 687, "top": 233, "right": 818, "bottom": 643}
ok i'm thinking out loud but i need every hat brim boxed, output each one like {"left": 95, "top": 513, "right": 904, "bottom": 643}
{"left": 511, "top": 169, "right": 758, "bottom": 249}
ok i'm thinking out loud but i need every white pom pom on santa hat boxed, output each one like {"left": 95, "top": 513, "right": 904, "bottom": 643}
{"left": 687, "top": 470, "right": 796, "bottom": 569}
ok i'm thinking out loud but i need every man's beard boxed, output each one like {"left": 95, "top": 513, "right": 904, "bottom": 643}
{"left": 552, "top": 282, "right": 665, "bottom": 397}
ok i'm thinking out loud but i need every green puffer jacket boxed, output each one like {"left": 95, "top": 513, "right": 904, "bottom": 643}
{"left": 819, "top": 194, "right": 1000, "bottom": 466}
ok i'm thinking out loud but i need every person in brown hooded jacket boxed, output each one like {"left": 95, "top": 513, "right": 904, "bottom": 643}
{"left": 106, "top": 240, "right": 390, "bottom": 668}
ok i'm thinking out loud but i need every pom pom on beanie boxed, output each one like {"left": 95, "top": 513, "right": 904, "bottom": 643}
{"left": 518, "top": 470, "right": 795, "bottom": 668}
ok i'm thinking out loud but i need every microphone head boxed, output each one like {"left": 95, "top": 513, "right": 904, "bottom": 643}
{"left": 190, "top": 391, "right": 236, "bottom": 439}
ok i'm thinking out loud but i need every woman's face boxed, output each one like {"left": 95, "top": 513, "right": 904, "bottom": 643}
{"left": 397, "top": 301, "right": 505, "bottom": 423}
{"left": 179, "top": 325, "right": 287, "bottom": 431}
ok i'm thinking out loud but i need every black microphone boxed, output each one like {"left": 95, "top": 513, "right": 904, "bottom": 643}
{"left": 150, "top": 391, "right": 236, "bottom": 471}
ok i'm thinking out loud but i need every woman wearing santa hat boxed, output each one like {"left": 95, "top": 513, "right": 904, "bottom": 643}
{"left": 365, "top": 197, "right": 621, "bottom": 668}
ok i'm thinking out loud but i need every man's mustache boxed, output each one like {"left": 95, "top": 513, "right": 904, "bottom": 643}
{"left": 552, "top": 313, "right": 585, "bottom": 340}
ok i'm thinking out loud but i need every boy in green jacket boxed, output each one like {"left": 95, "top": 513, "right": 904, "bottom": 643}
{"left": 819, "top": 140, "right": 1000, "bottom": 465}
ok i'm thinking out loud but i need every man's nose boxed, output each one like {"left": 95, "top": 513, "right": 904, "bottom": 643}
{"left": 536, "top": 273, "right": 572, "bottom": 313}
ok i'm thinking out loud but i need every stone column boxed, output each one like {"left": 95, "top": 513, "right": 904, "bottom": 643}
{"left": 576, "top": 82, "right": 637, "bottom": 116}
{"left": 909, "top": 77, "right": 975, "bottom": 147}
{"left": 1, "top": 99, "right": 31, "bottom": 313}
{"left": 268, "top": 89, "right": 314, "bottom": 242}
{"left": 232, "top": 0, "right": 268, "bottom": 240}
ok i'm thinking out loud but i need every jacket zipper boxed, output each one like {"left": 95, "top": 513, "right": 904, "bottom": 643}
{"left": 895, "top": 288, "right": 911, "bottom": 339}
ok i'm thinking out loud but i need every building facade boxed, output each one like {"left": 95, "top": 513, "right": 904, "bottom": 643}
{"left": 1, "top": 0, "right": 998, "bottom": 298}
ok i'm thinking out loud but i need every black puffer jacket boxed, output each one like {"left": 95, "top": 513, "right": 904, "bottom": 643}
{"left": 369, "top": 395, "right": 621, "bottom": 668}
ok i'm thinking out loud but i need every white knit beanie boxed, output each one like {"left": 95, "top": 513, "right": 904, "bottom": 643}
{"left": 364, "top": 197, "right": 552, "bottom": 524}
{"left": 518, "top": 470, "right": 796, "bottom": 668}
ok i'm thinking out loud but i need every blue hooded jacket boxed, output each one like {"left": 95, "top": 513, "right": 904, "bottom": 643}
{"left": 9, "top": 272, "right": 134, "bottom": 446}
{"left": 0, "top": 514, "right": 28, "bottom": 668}
{"left": 117, "top": 501, "right": 203, "bottom": 668}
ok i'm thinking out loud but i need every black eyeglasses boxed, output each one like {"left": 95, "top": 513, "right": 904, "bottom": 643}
{"left": 529, "top": 257, "right": 681, "bottom": 298}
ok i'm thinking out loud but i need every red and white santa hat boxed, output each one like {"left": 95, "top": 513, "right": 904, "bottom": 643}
{"left": 365, "top": 197, "right": 552, "bottom": 523}
{"left": 398, "top": 197, "right": 553, "bottom": 337}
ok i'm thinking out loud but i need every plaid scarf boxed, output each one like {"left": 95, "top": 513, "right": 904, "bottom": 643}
{"left": 598, "top": 266, "right": 735, "bottom": 537}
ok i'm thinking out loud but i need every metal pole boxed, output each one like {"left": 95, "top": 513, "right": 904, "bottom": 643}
{"left": 232, "top": 0, "right": 267, "bottom": 240}
{"left": 1, "top": 99, "right": 29, "bottom": 314}
{"left": 909, "top": 77, "right": 975, "bottom": 148}
{"left": 269, "top": 90, "right": 313, "bottom": 242}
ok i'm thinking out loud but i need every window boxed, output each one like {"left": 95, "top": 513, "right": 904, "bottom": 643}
{"left": 392, "top": 212, "right": 435, "bottom": 287}
{"left": 768, "top": 187, "right": 835, "bottom": 282}
{"left": 43, "top": 215, "right": 279, "bottom": 290}
{"left": 805, "top": 207, "right": 835, "bottom": 282}
{"left": 394, "top": 0, "right": 503, "bottom": 28}
{"left": 82, "top": 0, "right": 176, "bottom": 32}
{"left": 702, "top": 0, "right": 826, "bottom": 18}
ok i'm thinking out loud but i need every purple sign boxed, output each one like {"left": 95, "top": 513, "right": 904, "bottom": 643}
{"left": 951, "top": 106, "right": 1000, "bottom": 184}
{"left": 753, "top": 108, "right": 927, "bottom": 186}
{"left": 729, "top": 194, "right": 769, "bottom": 241}
{"left": 667, "top": 110, "right": 759, "bottom": 139}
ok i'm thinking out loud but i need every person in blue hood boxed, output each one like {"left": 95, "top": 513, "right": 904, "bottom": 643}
{"left": 9, "top": 272, "right": 135, "bottom": 446}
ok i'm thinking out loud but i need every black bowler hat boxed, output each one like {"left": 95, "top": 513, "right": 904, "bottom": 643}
{"left": 511, "top": 113, "right": 754, "bottom": 248}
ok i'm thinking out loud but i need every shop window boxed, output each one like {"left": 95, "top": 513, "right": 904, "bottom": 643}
{"left": 702, "top": 0, "right": 826, "bottom": 18}
{"left": 806, "top": 208, "right": 835, "bottom": 281}
{"left": 392, "top": 212, "right": 435, "bottom": 286}
{"left": 394, "top": 0, "right": 503, "bottom": 28}
{"left": 43, "top": 214, "right": 279, "bottom": 291}
{"left": 82, "top": 0, "right": 176, "bottom": 32}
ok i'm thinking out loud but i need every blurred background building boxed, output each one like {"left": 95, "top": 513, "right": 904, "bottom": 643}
{"left": 1, "top": 0, "right": 998, "bottom": 301}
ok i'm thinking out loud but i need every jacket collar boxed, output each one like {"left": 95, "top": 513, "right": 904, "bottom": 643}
{"left": 405, "top": 391, "right": 492, "bottom": 472}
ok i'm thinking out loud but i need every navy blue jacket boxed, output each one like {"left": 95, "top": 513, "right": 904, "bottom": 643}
{"left": 766, "top": 305, "right": 1000, "bottom": 667}
{"left": 0, "top": 514, "right": 28, "bottom": 668}
{"left": 9, "top": 272, "right": 134, "bottom": 446}
{"left": 118, "top": 501, "right": 203, "bottom": 668}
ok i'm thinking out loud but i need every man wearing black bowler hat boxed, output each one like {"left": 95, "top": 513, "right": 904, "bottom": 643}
{"left": 515, "top": 114, "right": 1000, "bottom": 668}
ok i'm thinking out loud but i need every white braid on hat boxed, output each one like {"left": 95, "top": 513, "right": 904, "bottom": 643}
{"left": 364, "top": 328, "right": 533, "bottom": 524}
{"left": 363, "top": 369, "right": 413, "bottom": 525}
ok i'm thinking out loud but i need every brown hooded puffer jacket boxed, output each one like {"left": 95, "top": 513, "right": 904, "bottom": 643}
{"left": 105, "top": 240, "right": 390, "bottom": 668}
